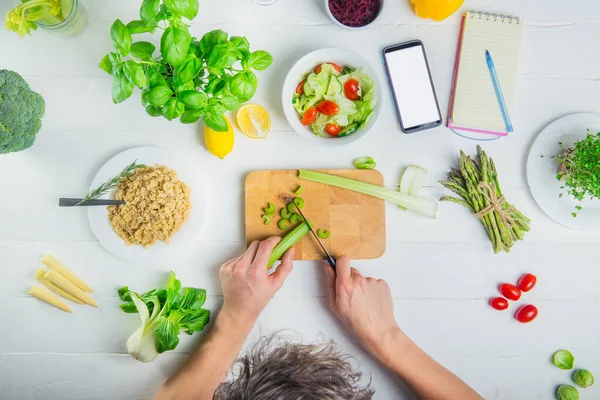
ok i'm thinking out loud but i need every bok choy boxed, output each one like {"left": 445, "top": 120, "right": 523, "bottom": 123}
{"left": 118, "top": 272, "right": 210, "bottom": 362}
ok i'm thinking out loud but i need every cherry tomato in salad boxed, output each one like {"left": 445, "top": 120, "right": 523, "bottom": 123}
{"left": 317, "top": 100, "right": 339, "bottom": 116}
{"left": 315, "top": 63, "right": 342, "bottom": 74}
{"left": 325, "top": 123, "right": 342, "bottom": 136}
{"left": 515, "top": 304, "right": 538, "bottom": 323}
{"left": 344, "top": 79, "right": 360, "bottom": 100}
{"left": 296, "top": 80, "right": 306, "bottom": 95}
{"left": 301, "top": 107, "right": 318, "bottom": 126}
{"left": 489, "top": 297, "right": 509, "bottom": 311}
{"left": 517, "top": 273, "right": 537, "bottom": 292}
{"left": 498, "top": 283, "right": 522, "bottom": 301}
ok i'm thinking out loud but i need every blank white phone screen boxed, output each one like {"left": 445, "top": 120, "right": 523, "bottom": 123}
{"left": 386, "top": 45, "right": 440, "bottom": 129}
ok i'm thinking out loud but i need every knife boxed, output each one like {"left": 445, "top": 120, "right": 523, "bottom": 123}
{"left": 292, "top": 204, "right": 336, "bottom": 269}
{"left": 59, "top": 198, "right": 126, "bottom": 207}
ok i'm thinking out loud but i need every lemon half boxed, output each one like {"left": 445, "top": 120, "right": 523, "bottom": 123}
{"left": 236, "top": 104, "right": 271, "bottom": 139}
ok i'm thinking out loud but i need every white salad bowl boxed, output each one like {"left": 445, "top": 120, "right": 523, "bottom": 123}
{"left": 281, "top": 48, "right": 382, "bottom": 147}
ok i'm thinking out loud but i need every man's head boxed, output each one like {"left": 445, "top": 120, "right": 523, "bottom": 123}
{"left": 213, "top": 335, "right": 374, "bottom": 400}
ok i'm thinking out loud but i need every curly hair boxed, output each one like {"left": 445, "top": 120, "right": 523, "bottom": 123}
{"left": 213, "top": 335, "right": 374, "bottom": 400}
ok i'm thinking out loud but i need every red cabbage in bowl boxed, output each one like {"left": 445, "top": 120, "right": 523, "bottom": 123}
{"left": 328, "top": 0, "right": 382, "bottom": 28}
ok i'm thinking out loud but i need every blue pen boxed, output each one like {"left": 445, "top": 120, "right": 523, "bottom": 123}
{"left": 485, "top": 49, "right": 513, "bottom": 133}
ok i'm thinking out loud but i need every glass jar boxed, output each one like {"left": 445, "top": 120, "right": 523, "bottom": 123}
{"left": 35, "top": 0, "right": 88, "bottom": 38}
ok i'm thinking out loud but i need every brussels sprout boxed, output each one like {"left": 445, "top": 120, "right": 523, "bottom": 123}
{"left": 553, "top": 350, "right": 575, "bottom": 370}
{"left": 573, "top": 369, "right": 594, "bottom": 389}
{"left": 556, "top": 385, "right": 579, "bottom": 400}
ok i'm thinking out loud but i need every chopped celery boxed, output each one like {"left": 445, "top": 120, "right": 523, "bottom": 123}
{"left": 280, "top": 208, "right": 291, "bottom": 219}
{"left": 398, "top": 165, "right": 428, "bottom": 211}
{"left": 299, "top": 170, "right": 437, "bottom": 218}
{"left": 264, "top": 202, "right": 276, "bottom": 215}
{"left": 290, "top": 213, "right": 303, "bottom": 224}
{"left": 262, "top": 215, "right": 272, "bottom": 225}
{"left": 278, "top": 218, "right": 290, "bottom": 230}
{"left": 287, "top": 203, "right": 296, "bottom": 214}
{"left": 295, "top": 186, "right": 305, "bottom": 195}
{"left": 293, "top": 197, "right": 304, "bottom": 208}
{"left": 317, "top": 229, "right": 330, "bottom": 239}
{"left": 354, "top": 156, "right": 377, "bottom": 170}
{"left": 268, "top": 221, "right": 312, "bottom": 268}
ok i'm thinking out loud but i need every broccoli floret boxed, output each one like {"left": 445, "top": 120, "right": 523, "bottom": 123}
{"left": 0, "top": 70, "right": 46, "bottom": 154}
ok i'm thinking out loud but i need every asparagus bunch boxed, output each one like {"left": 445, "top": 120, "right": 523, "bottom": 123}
{"left": 440, "top": 146, "right": 531, "bottom": 253}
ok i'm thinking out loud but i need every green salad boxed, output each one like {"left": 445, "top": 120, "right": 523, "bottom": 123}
{"left": 293, "top": 62, "right": 376, "bottom": 138}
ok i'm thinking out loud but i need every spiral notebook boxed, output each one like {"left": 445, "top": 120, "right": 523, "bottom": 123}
{"left": 447, "top": 11, "right": 523, "bottom": 138}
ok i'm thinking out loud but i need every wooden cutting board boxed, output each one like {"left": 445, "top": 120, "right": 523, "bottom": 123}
{"left": 245, "top": 169, "right": 386, "bottom": 261}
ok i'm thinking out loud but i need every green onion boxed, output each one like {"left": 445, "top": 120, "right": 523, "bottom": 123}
{"left": 317, "top": 229, "right": 330, "bottom": 239}
{"left": 295, "top": 186, "right": 305, "bottom": 195}
{"left": 262, "top": 215, "right": 272, "bottom": 225}
{"left": 299, "top": 170, "right": 437, "bottom": 218}
{"left": 268, "top": 222, "right": 312, "bottom": 268}
{"left": 278, "top": 218, "right": 290, "bottom": 230}
{"left": 264, "top": 202, "right": 275, "bottom": 215}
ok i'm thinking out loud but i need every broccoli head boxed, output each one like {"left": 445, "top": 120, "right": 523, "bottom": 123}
{"left": 0, "top": 70, "right": 45, "bottom": 154}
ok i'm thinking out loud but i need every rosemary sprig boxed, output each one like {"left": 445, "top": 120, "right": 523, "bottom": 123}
{"left": 79, "top": 160, "right": 146, "bottom": 205}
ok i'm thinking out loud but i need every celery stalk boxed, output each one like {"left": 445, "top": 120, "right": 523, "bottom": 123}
{"left": 398, "top": 165, "right": 428, "bottom": 211}
{"left": 299, "top": 170, "right": 437, "bottom": 218}
{"left": 267, "top": 221, "right": 312, "bottom": 268}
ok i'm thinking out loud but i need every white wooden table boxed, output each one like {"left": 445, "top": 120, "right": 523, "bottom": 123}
{"left": 1, "top": 1, "right": 599, "bottom": 399}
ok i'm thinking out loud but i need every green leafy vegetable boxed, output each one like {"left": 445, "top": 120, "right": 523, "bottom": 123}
{"left": 118, "top": 271, "right": 210, "bottom": 362}
{"left": 268, "top": 222, "right": 312, "bottom": 268}
{"left": 5, "top": 0, "right": 67, "bottom": 37}
{"left": 554, "top": 131, "right": 600, "bottom": 217}
{"left": 354, "top": 156, "right": 377, "bottom": 170}
{"left": 79, "top": 160, "right": 146, "bottom": 204}
{"left": 553, "top": 350, "right": 575, "bottom": 370}
{"left": 556, "top": 385, "right": 579, "bottom": 400}
{"left": 317, "top": 229, "right": 330, "bottom": 239}
{"left": 0, "top": 70, "right": 45, "bottom": 154}
{"left": 573, "top": 369, "right": 594, "bottom": 389}
{"left": 299, "top": 170, "right": 437, "bottom": 218}
{"left": 99, "top": 0, "right": 272, "bottom": 131}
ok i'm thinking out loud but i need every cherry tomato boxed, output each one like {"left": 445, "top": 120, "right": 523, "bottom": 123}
{"left": 515, "top": 304, "right": 538, "bottom": 323}
{"left": 517, "top": 273, "right": 537, "bottom": 292}
{"left": 344, "top": 79, "right": 360, "bottom": 100}
{"left": 489, "top": 297, "right": 509, "bottom": 311}
{"left": 296, "top": 80, "right": 305, "bottom": 95}
{"left": 301, "top": 107, "right": 318, "bottom": 126}
{"left": 498, "top": 283, "right": 522, "bottom": 301}
{"left": 315, "top": 63, "right": 342, "bottom": 74}
{"left": 317, "top": 100, "right": 339, "bottom": 116}
{"left": 325, "top": 123, "right": 342, "bottom": 136}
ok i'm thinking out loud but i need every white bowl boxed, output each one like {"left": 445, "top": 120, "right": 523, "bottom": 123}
{"left": 324, "top": 0, "right": 383, "bottom": 31}
{"left": 281, "top": 48, "right": 382, "bottom": 147}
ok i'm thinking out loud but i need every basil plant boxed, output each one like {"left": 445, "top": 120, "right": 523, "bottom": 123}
{"left": 99, "top": 0, "right": 273, "bottom": 132}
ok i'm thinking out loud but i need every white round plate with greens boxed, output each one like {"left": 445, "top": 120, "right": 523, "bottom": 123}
{"left": 527, "top": 113, "right": 600, "bottom": 230}
{"left": 88, "top": 147, "right": 206, "bottom": 264}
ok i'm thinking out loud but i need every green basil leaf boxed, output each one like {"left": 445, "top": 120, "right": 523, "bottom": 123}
{"left": 108, "top": 52, "right": 124, "bottom": 75}
{"left": 174, "top": 54, "right": 202, "bottom": 84}
{"left": 112, "top": 74, "right": 134, "bottom": 104}
{"left": 147, "top": 66, "right": 168, "bottom": 88}
{"left": 229, "top": 71, "right": 257, "bottom": 102}
{"left": 221, "top": 95, "right": 240, "bottom": 111}
{"left": 161, "top": 98, "right": 185, "bottom": 121}
{"left": 180, "top": 108, "right": 203, "bottom": 124}
{"left": 164, "top": 0, "right": 198, "bottom": 20}
{"left": 155, "top": 316, "right": 180, "bottom": 353}
{"left": 198, "top": 29, "right": 227, "bottom": 56}
{"left": 130, "top": 41, "right": 155, "bottom": 60}
{"left": 123, "top": 60, "right": 147, "bottom": 88}
{"left": 146, "top": 105, "right": 162, "bottom": 117}
{"left": 229, "top": 36, "right": 249, "bottom": 54}
{"left": 207, "top": 98, "right": 227, "bottom": 115}
{"left": 126, "top": 20, "right": 156, "bottom": 34}
{"left": 247, "top": 50, "right": 273, "bottom": 71}
{"left": 110, "top": 19, "right": 132, "bottom": 55}
{"left": 141, "top": 88, "right": 149, "bottom": 106}
{"left": 204, "top": 113, "right": 229, "bottom": 132}
{"left": 207, "top": 43, "right": 237, "bottom": 69}
{"left": 173, "top": 80, "right": 195, "bottom": 93}
{"left": 205, "top": 77, "right": 226, "bottom": 95}
{"left": 161, "top": 26, "right": 191, "bottom": 67}
{"left": 178, "top": 91, "right": 208, "bottom": 109}
{"left": 148, "top": 85, "right": 173, "bottom": 106}
{"left": 140, "top": 0, "right": 160, "bottom": 25}
{"left": 99, "top": 54, "right": 113, "bottom": 74}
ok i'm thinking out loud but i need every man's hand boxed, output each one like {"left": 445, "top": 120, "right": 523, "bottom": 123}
{"left": 219, "top": 237, "right": 294, "bottom": 328}
{"left": 325, "top": 256, "right": 402, "bottom": 361}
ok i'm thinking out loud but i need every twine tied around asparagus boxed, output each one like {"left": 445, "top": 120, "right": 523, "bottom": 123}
{"left": 474, "top": 182, "right": 516, "bottom": 229}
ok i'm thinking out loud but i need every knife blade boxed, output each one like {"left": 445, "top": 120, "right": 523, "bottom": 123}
{"left": 292, "top": 204, "right": 336, "bottom": 269}
{"left": 59, "top": 198, "right": 126, "bottom": 207}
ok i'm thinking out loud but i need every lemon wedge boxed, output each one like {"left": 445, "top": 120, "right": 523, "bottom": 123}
{"left": 236, "top": 104, "right": 271, "bottom": 139}
{"left": 204, "top": 116, "right": 234, "bottom": 159}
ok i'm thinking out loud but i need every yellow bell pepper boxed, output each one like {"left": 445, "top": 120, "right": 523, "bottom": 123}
{"left": 411, "top": 0, "right": 464, "bottom": 22}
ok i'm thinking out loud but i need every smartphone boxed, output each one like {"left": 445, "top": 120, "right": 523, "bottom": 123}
{"left": 383, "top": 40, "right": 442, "bottom": 133}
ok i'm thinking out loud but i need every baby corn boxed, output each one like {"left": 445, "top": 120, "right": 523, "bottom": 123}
{"left": 35, "top": 268, "right": 84, "bottom": 304}
{"left": 41, "top": 254, "right": 93, "bottom": 293}
{"left": 44, "top": 270, "right": 98, "bottom": 307}
{"left": 29, "top": 286, "right": 72, "bottom": 313}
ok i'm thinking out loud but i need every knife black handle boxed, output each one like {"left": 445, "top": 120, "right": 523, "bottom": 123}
{"left": 326, "top": 255, "right": 337, "bottom": 270}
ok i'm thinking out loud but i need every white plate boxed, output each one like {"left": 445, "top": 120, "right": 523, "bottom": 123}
{"left": 281, "top": 48, "right": 382, "bottom": 147}
{"left": 88, "top": 147, "right": 206, "bottom": 264}
{"left": 526, "top": 113, "right": 600, "bottom": 230}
